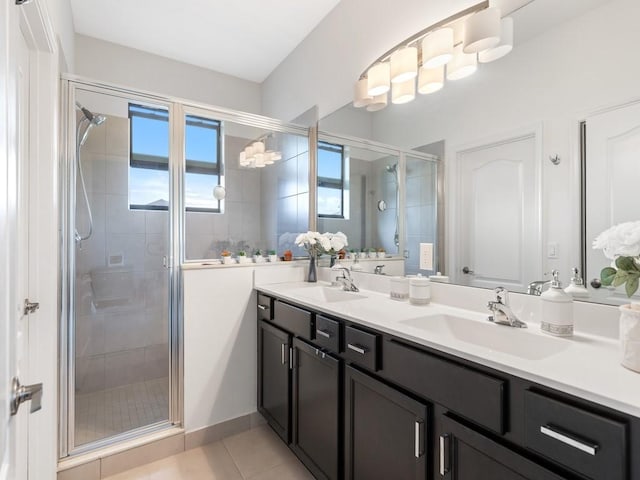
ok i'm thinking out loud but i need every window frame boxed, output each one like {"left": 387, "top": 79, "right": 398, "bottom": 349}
{"left": 317, "top": 140, "right": 347, "bottom": 219}
{"left": 128, "top": 103, "right": 223, "bottom": 213}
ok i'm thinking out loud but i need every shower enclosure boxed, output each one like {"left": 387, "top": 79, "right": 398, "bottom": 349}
{"left": 60, "top": 81, "right": 179, "bottom": 455}
{"left": 60, "top": 78, "right": 312, "bottom": 457}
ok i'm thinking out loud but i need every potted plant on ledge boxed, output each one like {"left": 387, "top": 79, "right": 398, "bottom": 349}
{"left": 221, "top": 250, "right": 234, "bottom": 265}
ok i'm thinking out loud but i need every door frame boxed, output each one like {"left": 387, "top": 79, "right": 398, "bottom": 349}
{"left": 1, "top": 0, "right": 59, "bottom": 479}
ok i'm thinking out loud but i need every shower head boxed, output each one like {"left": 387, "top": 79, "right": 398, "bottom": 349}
{"left": 76, "top": 102, "right": 107, "bottom": 126}
{"left": 386, "top": 164, "right": 397, "bottom": 174}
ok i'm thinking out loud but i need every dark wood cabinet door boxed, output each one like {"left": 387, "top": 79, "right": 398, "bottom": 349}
{"left": 439, "top": 415, "right": 567, "bottom": 480}
{"left": 258, "top": 320, "right": 291, "bottom": 443}
{"left": 292, "top": 338, "right": 341, "bottom": 480}
{"left": 345, "top": 366, "right": 428, "bottom": 480}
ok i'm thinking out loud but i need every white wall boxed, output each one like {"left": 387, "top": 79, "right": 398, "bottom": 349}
{"left": 74, "top": 34, "right": 262, "bottom": 114}
{"left": 182, "top": 264, "right": 304, "bottom": 433}
{"left": 261, "top": 0, "right": 480, "bottom": 121}
{"left": 41, "top": 0, "right": 75, "bottom": 70}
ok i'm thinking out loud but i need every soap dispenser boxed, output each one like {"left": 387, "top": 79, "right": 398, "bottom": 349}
{"left": 564, "top": 267, "right": 589, "bottom": 298}
{"left": 540, "top": 270, "right": 573, "bottom": 337}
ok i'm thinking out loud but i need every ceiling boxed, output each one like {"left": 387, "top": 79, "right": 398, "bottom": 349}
{"left": 69, "top": 0, "right": 342, "bottom": 83}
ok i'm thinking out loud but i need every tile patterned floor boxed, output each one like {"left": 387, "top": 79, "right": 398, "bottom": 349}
{"left": 75, "top": 377, "right": 169, "bottom": 446}
{"left": 103, "top": 425, "right": 314, "bottom": 480}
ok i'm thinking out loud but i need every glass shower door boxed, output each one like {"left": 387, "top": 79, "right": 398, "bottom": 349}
{"left": 70, "top": 86, "right": 175, "bottom": 449}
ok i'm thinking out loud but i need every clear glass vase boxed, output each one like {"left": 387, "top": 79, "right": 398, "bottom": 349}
{"left": 308, "top": 254, "right": 317, "bottom": 283}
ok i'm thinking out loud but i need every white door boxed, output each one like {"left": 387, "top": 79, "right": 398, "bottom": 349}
{"left": 1, "top": 2, "right": 38, "bottom": 479}
{"left": 585, "top": 102, "right": 640, "bottom": 303}
{"left": 456, "top": 133, "right": 540, "bottom": 292}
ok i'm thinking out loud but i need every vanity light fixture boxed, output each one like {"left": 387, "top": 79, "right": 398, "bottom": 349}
{"left": 353, "top": 0, "right": 532, "bottom": 111}
{"left": 238, "top": 133, "right": 282, "bottom": 169}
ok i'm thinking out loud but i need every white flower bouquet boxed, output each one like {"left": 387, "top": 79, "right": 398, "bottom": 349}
{"left": 593, "top": 221, "right": 640, "bottom": 297}
{"left": 295, "top": 231, "right": 348, "bottom": 257}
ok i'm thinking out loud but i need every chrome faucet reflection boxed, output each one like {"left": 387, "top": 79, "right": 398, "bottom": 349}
{"left": 487, "top": 287, "right": 527, "bottom": 328}
{"left": 331, "top": 264, "right": 360, "bottom": 292}
{"left": 527, "top": 280, "right": 551, "bottom": 296}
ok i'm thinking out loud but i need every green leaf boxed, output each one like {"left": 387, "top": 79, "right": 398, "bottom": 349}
{"left": 612, "top": 271, "right": 629, "bottom": 287}
{"left": 616, "top": 256, "right": 640, "bottom": 272}
{"left": 626, "top": 274, "right": 640, "bottom": 298}
{"left": 600, "top": 267, "right": 617, "bottom": 286}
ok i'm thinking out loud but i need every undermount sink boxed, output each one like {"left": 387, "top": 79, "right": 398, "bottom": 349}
{"left": 287, "top": 286, "right": 367, "bottom": 303}
{"left": 400, "top": 314, "right": 569, "bottom": 360}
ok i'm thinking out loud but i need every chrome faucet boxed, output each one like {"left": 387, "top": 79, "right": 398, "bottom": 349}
{"left": 527, "top": 280, "right": 551, "bottom": 296}
{"left": 374, "top": 265, "right": 385, "bottom": 275}
{"left": 487, "top": 287, "right": 527, "bottom": 328}
{"left": 331, "top": 264, "right": 359, "bottom": 292}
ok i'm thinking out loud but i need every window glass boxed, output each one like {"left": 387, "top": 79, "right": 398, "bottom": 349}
{"left": 317, "top": 141, "right": 345, "bottom": 217}
{"left": 128, "top": 105, "right": 222, "bottom": 212}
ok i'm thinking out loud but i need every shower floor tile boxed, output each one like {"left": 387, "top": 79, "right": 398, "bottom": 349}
{"left": 75, "top": 377, "right": 169, "bottom": 446}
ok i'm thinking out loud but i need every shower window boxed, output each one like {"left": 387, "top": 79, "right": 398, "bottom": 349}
{"left": 317, "top": 141, "right": 346, "bottom": 218}
{"left": 129, "top": 105, "right": 223, "bottom": 212}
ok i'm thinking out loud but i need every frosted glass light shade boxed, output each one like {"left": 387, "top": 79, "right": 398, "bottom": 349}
{"left": 254, "top": 153, "right": 265, "bottom": 168}
{"left": 390, "top": 46, "right": 418, "bottom": 83}
{"left": 353, "top": 78, "right": 372, "bottom": 108}
{"left": 447, "top": 45, "right": 477, "bottom": 80}
{"left": 269, "top": 151, "right": 282, "bottom": 161}
{"left": 392, "top": 78, "right": 416, "bottom": 104}
{"left": 252, "top": 141, "right": 265, "bottom": 154}
{"left": 421, "top": 28, "right": 453, "bottom": 69}
{"left": 418, "top": 65, "right": 444, "bottom": 94}
{"left": 244, "top": 145, "right": 254, "bottom": 157}
{"left": 463, "top": 7, "right": 501, "bottom": 53}
{"left": 366, "top": 93, "right": 388, "bottom": 112}
{"left": 479, "top": 17, "right": 514, "bottom": 63}
{"left": 367, "top": 63, "right": 391, "bottom": 96}
{"left": 239, "top": 151, "right": 249, "bottom": 167}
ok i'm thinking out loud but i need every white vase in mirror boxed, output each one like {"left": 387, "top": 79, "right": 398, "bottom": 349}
{"left": 619, "top": 303, "right": 640, "bottom": 373}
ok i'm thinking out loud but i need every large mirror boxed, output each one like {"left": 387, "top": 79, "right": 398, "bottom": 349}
{"left": 318, "top": 0, "right": 640, "bottom": 305}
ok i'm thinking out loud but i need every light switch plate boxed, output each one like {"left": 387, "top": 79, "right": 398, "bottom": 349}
{"left": 547, "top": 242, "right": 559, "bottom": 259}
{"left": 419, "top": 243, "right": 433, "bottom": 270}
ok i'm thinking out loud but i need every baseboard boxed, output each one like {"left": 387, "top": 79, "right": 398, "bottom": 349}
{"left": 184, "top": 411, "right": 266, "bottom": 450}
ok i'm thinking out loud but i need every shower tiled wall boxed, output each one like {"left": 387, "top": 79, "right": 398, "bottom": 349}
{"left": 75, "top": 114, "right": 169, "bottom": 395}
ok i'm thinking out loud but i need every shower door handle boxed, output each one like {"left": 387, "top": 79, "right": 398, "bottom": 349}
{"left": 162, "top": 256, "right": 173, "bottom": 269}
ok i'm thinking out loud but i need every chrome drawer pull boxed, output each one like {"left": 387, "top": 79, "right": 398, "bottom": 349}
{"left": 257, "top": 304, "right": 268, "bottom": 311}
{"left": 439, "top": 434, "right": 450, "bottom": 475}
{"left": 414, "top": 421, "right": 422, "bottom": 458}
{"left": 316, "top": 329, "right": 331, "bottom": 339}
{"left": 347, "top": 343, "right": 367, "bottom": 355}
{"left": 540, "top": 425, "right": 598, "bottom": 456}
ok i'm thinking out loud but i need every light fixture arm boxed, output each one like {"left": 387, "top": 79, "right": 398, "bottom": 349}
{"left": 358, "top": 1, "right": 488, "bottom": 79}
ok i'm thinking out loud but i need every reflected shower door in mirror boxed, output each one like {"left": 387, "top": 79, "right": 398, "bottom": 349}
{"left": 70, "top": 87, "right": 173, "bottom": 449}
{"left": 181, "top": 110, "right": 310, "bottom": 262}
{"left": 584, "top": 101, "right": 640, "bottom": 305}
{"left": 316, "top": 133, "right": 439, "bottom": 276}
{"left": 318, "top": 0, "right": 640, "bottom": 304}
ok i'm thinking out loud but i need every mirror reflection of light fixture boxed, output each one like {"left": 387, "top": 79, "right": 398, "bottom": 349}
{"left": 238, "top": 133, "right": 283, "bottom": 169}
{"left": 213, "top": 185, "right": 226, "bottom": 201}
{"left": 353, "top": 1, "right": 529, "bottom": 110}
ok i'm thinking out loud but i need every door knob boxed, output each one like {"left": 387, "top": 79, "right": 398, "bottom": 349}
{"left": 10, "top": 377, "right": 43, "bottom": 416}
{"left": 462, "top": 266, "right": 474, "bottom": 274}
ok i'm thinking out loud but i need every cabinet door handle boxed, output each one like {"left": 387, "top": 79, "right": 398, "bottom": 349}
{"left": 439, "top": 434, "right": 450, "bottom": 476}
{"left": 316, "top": 329, "right": 331, "bottom": 339}
{"left": 289, "top": 347, "right": 293, "bottom": 370}
{"left": 540, "top": 425, "right": 598, "bottom": 456}
{"left": 257, "top": 304, "right": 268, "bottom": 311}
{"left": 281, "top": 343, "right": 286, "bottom": 365}
{"left": 347, "top": 343, "right": 367, "bottom": 355}
{"left": 414, "top": 421, "right": 423, "bottom": 458}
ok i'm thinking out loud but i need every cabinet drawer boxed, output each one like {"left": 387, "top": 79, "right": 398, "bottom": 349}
{"left": 384, "top": 338, "right": 506, "bottom": 434}
{"left": 257, "top": 294, "right": 273, "bottom": 321}
{"left": 273, "top": 301, "right": 313, "bottom": 339}
{"left": 344, "top": 326, "right": 379, "bottom": 371}
{"left": 524, "top": 390, "right": 627, "bottom": 480}
{"left": 315, "top": 315, "right": 340, "bottom": 353}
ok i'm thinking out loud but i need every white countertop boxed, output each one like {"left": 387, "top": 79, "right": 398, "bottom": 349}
{"left": 256, "top": 281, "right": 640, "bottom": 418}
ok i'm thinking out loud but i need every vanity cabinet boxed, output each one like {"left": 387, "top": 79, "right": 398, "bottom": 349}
{"left": 345, "top": 365, "right": 428, "bottom": 480}
{"left": 438, "top": 415, "right": 565, "bottom": 480}
{"left": 257, "top": 320, "right": 291, "bottom": 443}
{"left": 292, "top": 338, "right": 341, "bottom": 480}
{"left": 256, "top": 291, "right": 639, "bottom": 480}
